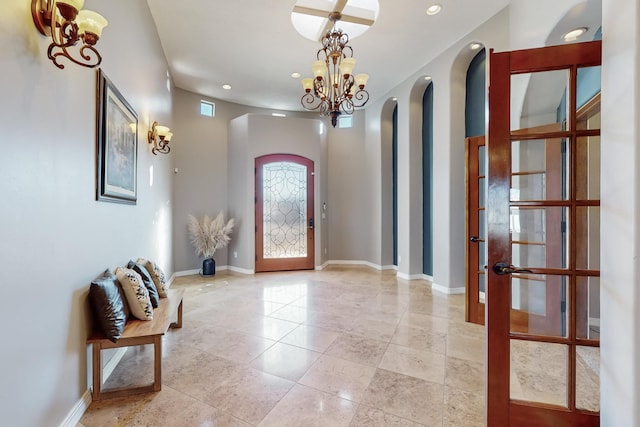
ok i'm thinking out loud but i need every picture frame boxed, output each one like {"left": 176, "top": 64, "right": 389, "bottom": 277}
{"left": 96, "top": 69, "right": 138, "bottom": 204}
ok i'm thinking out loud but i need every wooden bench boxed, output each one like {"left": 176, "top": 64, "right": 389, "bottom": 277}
{"left": 87, "top": 287, "right": 185, "bottom": 401}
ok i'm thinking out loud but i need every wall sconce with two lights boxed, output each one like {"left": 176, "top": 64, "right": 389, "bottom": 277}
{"left": 148, "top": 122, "right": 173, "bottom": 155}
{"left": 31, "top": 0, "right": 108, "bottom": 69}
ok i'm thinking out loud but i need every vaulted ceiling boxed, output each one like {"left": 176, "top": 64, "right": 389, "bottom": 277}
{"left": 145, "top": 0, "right": 600, "bottom": 112}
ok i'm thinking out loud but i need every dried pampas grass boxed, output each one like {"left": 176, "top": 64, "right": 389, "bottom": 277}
{"left": 187, "top": 211, "right": 235, "bottom": 259}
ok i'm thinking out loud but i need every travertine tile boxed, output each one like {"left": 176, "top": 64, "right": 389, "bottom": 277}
{"left": 279, "top": 324, "right": 340, "bottom": 352}
{"left": 259, "top": 384, "right": 358, "bottom": 427}
{"left": 204, "top": 368, "right": 295, "bottom": 424}
{"left": 391, "top": 324, "right": 447, "bottom": 354}
{"left": 445, "top": 356, "right": 485, "bottom": 395}
{"left": 79, "top": 267, "right": 599, "bottom": 427}
{"left": 379, "top": 344, "right": 446, "bottom": 384}
{"left": 299, "top": 354, "right": 377, "bottom": 402}
{"left": 361, "top": 369, "right": 444, "bottom": 426}
{"left": 325, "top": 333, "right": 389, "bottom": 367}
{"left": 443, "top": 386, "right": 485, "bottom": 427}
{"left": 250, "top": 342, "right": 321, "bottom": 381}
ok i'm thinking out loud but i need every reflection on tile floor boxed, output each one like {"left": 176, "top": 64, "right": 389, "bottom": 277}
{"left": 80, "top": 266, "right": 489, "bottom": 426}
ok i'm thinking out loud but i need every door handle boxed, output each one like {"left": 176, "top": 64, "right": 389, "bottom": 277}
{"left": 470, "top": 236, "right": 480, "bottom": 243}
{"left": 492, "top": 262, "right": 533, "bottom": 275}
{"left": 309, "top": 218, "right": 314, "bottom": 230}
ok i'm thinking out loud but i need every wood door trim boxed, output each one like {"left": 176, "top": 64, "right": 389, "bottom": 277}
{"left": 466, "top": 135, "right": 485, "bottom": 325}
{"left": 255, "top": 154, "right": 315, "bottom": 272}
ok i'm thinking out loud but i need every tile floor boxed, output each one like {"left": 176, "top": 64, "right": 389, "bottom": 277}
{"left": 79, "top": 266, "right": 487, "bottom": 426}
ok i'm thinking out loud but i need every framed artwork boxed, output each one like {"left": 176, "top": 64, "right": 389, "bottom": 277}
{"left": 96, "top": 69, "right": 138, "bottom": 204}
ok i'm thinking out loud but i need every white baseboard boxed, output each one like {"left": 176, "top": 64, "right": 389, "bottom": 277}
{"left": 326, "top": 259, "right": 384, "bottom": 270}
{"left": 227, "top": 265, "right": 254, "bottom": 275}
{"left": 422, "top": 274, "right": 434, "bottom": 282}
{"left": 432, "top": 282, "right": 466, "bottom": 295}
{"left": 381, "top": 264, "right": 397, "bottom": 271}
{"left": 59, "top": 389, "right": 92, "bottom": 427}
{"left": 316, "top": 261, "right": 330, "bottom": 270}
{"left": 397, "top": 272, "right": 425, "bottom": 281}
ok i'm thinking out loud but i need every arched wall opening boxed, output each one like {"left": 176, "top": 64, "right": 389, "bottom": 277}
{"left": 380, "top": 97, "right": 398, "bottom": 268}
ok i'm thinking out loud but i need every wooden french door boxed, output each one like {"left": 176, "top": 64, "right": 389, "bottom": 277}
{"left": 466, "top": 135, "right": 486, "bottom": 325}
{"left": 255, "top": 154, "right": 315, "bottom": 272}
{"left": 487, "top": 41, "right": 601, "bottom": 426}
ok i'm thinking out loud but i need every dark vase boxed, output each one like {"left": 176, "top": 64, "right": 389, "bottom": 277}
{"left": 202, "top": 258, "right": 216, "bottom": 276}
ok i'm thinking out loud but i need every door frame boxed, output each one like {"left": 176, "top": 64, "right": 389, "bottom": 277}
{"left": 255, "top": 154, "right": 315, "bottom": 272}
{"left": 486, "top": 41, "right": 601, "bottom": 426}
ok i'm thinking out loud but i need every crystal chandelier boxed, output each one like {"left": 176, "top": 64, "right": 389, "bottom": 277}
{"left": 300, "top": 12, "right": 370, "bottom": 127}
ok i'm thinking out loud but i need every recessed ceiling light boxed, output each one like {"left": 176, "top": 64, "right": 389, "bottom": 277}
{"left": 426, "top": 4, "right": 442, "bottom": 15}
{"left": 424, "top": 76, "right": 432, "bottom": 81}
{"left": 222, "top": 84, "right": 232, "bottom": 90}
{"left": 563, "top": 27, "right": 588, "bottom": 42}
{"left": 470, "top": 42, "right": 483, "bottom": 50}
{"left": 392, "top": 97, "right": 397, "bottom": 101}
{"left": 291, "top": 72, "right": 301, "bottom": 79}
{"left": 272, "top": 113, "right": 286, "bottom": 117}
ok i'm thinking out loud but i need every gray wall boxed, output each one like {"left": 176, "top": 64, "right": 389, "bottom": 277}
{"left": 0, "top": 1, "right": 173, "bottom": 425}
{"left": 228, "top": 114, "right": 328, "bottom": 271}
{"left": 327, "top": 110, "right": 370, "bottom": 262}
{"left": 171, "top": 89, "right": 315, "bottom": 272}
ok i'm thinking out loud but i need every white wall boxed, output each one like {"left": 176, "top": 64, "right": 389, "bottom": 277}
{"left": 0, "top": 1, "right": 172, "bottom": 425}
{"left": 600, "top": 0, "right": 640, "bottom": 423}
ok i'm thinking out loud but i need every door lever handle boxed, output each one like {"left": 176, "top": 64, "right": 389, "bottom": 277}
{"left": 492, "top": 262, "right": 533, "bottom": 275}
{"left": 309, "top": 218, "right": 314, "bottom": 230}
{"left": 470, "top": 236, "right": 480, "bottom": 243}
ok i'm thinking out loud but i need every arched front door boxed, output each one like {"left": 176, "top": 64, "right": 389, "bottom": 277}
{"left": 255, "top": 154, "right": 315, "bottom": 272}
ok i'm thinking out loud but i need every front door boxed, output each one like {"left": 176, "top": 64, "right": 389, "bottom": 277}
{"left": 255, "top": 154, "right": 315, "bottom": 272}
{"left": 486, "top": 41, "right": 601, "bottom": 425}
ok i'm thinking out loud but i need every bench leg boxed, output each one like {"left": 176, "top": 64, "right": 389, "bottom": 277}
{"left": 153, "top": 335, "right": 162, "bottom": 392}
{"left": 170, "top": 298, "right": 183, "bottom": 329}
{"left": 91, "top": 343, "right": 102, "bottom": 401}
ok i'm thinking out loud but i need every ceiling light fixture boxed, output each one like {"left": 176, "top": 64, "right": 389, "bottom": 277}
{"left": 470, "top": 42, "right": 483, "bottom": 50}
{"left": 563, "top": 27, "right": 588, "bottom": 41}
{"left": 222, "top": 84, "right": 232, "bottom": 90}
{"left": 291, "top": 72, "right": 301, "bottom": 78}
{"left": 31, "top": 0, "right": 108, "bottom": 69}
{"left": 300, "top": 11, "right": 370, "bottom": 128}
{"left": 426, "top": 4, "right": 442, "bottom": 15}
{"left": 148, "top": 122, "right": 173, "bottom": 155}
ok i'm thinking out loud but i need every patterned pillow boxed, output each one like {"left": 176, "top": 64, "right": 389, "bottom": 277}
{"left": 127, "top": 261, "right": 160, "bottom": 308}
{"left": 137, "top": 258, "right": 169, "bottom": 298}
{"left": 115, "top": 267, "right": 153, "bottom": 321}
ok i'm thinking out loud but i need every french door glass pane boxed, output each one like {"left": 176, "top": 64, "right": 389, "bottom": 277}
{"left": 511, "top": 274, "right": 568, "bottom": 338}
{"left": 577, "top": 276, "right": 600, "bottom": 340}
{"left": 576, "top": 207, "right": 600, "bottom": 270}
{"left": 576, "top": 135, "right": 601, "bottom": 200}
{"left": 510, "top": 340, "right": 568, "bottom": 407}
{"left": 576, "top": 345, "right": 600, "bottom": 411}
{"left": 511, "top": 207, "right": 568, "bottom": 269}
{"left": 576, "top": 66, "right": 601, "bottom": 129}
{"left": 262, "top": 161, "right": 308, "bottom": 259}
{"left": 511, "top": 70, "right": 568, "bottom": 132}
{"left": 511, "top": 138, "right": 568, "bottom": 201}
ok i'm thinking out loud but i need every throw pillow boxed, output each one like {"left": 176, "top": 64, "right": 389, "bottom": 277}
{"left": 89, "top": 269, "right": 127, "bottom": 343}
{"left": 115, "top": 267, "right": 153, "bottom": 321}
{"left": 127, "top": 261, "right": 160, "bottom": 308}
{"left": 137, "top": 258, "right": 169, "bottom": 298}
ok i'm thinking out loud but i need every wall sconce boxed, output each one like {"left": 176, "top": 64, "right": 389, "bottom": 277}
{"left": 31, "top": 0, "right": 108, "bottom": 69}
{"left": 148, "top": 122, "right": 173, "bottom": 155}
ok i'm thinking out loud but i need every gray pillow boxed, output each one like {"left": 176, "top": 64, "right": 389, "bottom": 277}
{"left": 89, "top": 270, "right": 127, "bottom": 342}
